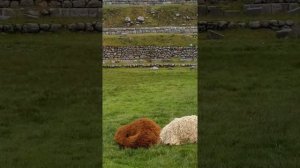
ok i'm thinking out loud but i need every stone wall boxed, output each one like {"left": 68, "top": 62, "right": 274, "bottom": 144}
{"left": 0, "top": 0, "right": 102, "bottom": 8}
{"left": 0, "top": 0, "right": 102, "bottom": 18}
{"left": 103, "top": 0, "right": 196, "bottom": 5}
{"left": 103, "top": 46, "right": 197, "bottom": 60}
{"left": 199, "top": 0, "right": 300, "bottom": 4}
{"left": 103, "top": 26, "right": 197, "bottom": 35}
{"left": 199, "top": 2, "right": 300, "bottom": 16}
{"left": 103, "top": 63, "right": 197, "bottom": 68}
{"left": 198, "top": 19, "right": 296, "bottom": 31}
{"left": 0, "top": 22, "right": 102, "bottom": 33}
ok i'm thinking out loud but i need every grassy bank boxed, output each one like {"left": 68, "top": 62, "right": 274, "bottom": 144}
{"left": 103, "top": 4, "right": 197, "bottom": 28}
{"left": 198, "top": 29, "right": 300, "bottom": 167}
{"left": 0, "top": 33, "right": 101, "bottom": 167}
{"left": 103, "top": 68, "right": 197, "bottom": 168}
{"left": 103, "top": 33, "right": 197, "bottom": 47}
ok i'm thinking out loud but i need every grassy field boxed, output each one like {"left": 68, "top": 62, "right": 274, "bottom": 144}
{"left": 103, "top": 68, "right": 197, "bottom": 168}
{"left": 0, "top": 33, "right": 102, "bottom": 167}
{"left": 198, "top": 29, "right": 300, "bottom": 167}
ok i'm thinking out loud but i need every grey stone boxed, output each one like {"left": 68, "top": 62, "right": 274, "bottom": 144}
{"left": 63, "top": 1, "right": 72, "bottom": 8}
{"left": 291, "top": 24, "right": 300, "bottom": 38}
{"left": 150, "top": 66, "right": 159, "bottom": 70}
{"left": 278, "top": 20, "right": 285, "bottom": 27}
{"left": 261, "top": 4, "right": 272, "bottom": 14}
{"left": 124, "top": 16, "right": 131, "bottom": 23}
{"left": 13, "top": 24, "right": 22, "bottom": 32}
{"left": 70, "top": 8, "right": 88, "bottom": 17}
{"left": 249, "top": 21, "right": 261, "bottom": 29}
{"left": 288, "top": 7, "right": 300, "bottom": 14}
{"left": 86, "top": 0, "right": 101, "bottom": 7}
{"left": 75, "top": 22, "right": 85, "bottom": 31}
{"left": 276, "top": 28, "right": 292, "bottom": 38}
{"left": 245, "top": 7, "right": 262, "bottom": 15}
{"left": 289, "top": 3, "right": 299, "bottom": 10}
{"left": 272, "top": 3, "right": 284, "bottom": 13}
{"left": 2, "top": 8, "right": 15, "bottom": 16}
{"left": 86, "top": 23, "right": 94, "bottom": 31}
{"left": 136, "top": 16, "right": 145, "bottom": 23}
{"left": 72, "top": 0, "right": 86, "bottom": 8}
{"left": 24, "top": 10, "right": 40, "bottom": 19}
{"left": 224, "top": 10, "right": 240, "bottom": 17}
{"left": 88, "top": 8, "right": 99, "bottom": 17}
{"left": 49, "top": 24, "right": 62, "bottom": 32}
{"left": 49, "top": 1, "right": 61, "bottom": 7}
{"left": 3, "top": 24, "right": 14, "bottom": 33}
{"left": 40, "top": 9, "right": 50, "bottom": 16}
{"left": 22, "top": 23, "right": 39, "bottom": 33}
{"left": 68, "top": 23, "right": 76, "bottom": 31}
{"left": 269, "top": 20, "right": 279, "bottom": 26}
{"left": 39, "top": 24, "right": 50, "bottom": 31}
{"left": 286, "top": 20, "right": 294, "bottom": 26}
{"left": 218, "top": 21, "right": 228, "bottom": 29}
{"left": 228, "top": 22, "right": 237, "bottom": 29}
{"left": 238, "top": 22, "right": 247, "bottom": 28}
{"left": 261, "top": 20, "right": 270, "bottom": 28}
{"left": 10, "top": 1, "right": 19, "bottom": 8}
{"left": 0, "top": 0, "right": 10, "bottom": 7}
{"left": 94, "top": 22, "right": 101, "bottom": 32}
{"left": 20, "top": 0, "right": 34, "bottom": 6}
{"left": 0, "top": 16, "right": 10, "bottom": 20}
{"left": 49, "top": 8, "right": 60, "bottom": 17}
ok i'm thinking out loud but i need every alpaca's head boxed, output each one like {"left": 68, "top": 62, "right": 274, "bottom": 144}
{"left": 114, "top": 124, "right": 139, "bottom": 149}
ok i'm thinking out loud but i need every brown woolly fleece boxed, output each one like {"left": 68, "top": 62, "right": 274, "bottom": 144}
{"left": 114, "top": 118, "right": 161, "bottom": 149}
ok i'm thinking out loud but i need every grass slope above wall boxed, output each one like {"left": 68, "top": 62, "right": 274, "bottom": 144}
{"left": 103, "top": 4, "right": 197, "bottom": 28}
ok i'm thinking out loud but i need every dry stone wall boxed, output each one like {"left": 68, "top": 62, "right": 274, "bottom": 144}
{"left": 103, "top": 0, "right": 196, "bottom": 5}
{"left": 103, "top": 26, "right": 197, "bottom": 35}
{"left": 103, "top": 46, "right": 197, "bottom": 60}
{"left": 198, "top": 19, "right": 296, "bottom": 31}
{"left": 0, "top": 22, "right": 102, "bottom": 33}
{"left": 0, "top": 0, "right": 102, "bottom": 8}
{"left": 0, "top": 0, "right": 102, "bottom": 17}
{"left": 199, "top": 2, "right": 300, "bottom": 16}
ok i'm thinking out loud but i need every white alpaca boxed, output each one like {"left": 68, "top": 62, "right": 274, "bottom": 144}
{"left": 160, "top": 115, "right": 197, "bottom": 145}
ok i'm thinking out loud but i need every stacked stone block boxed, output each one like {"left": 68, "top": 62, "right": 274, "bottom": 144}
{"left": 103, "top": 46, "right": 197, "bottom": 60}
{"left": 0, "top": 0, "right": 102, "bottom": 8}
{"left": 103, "top": 0, "right": 196, "bottom": 5}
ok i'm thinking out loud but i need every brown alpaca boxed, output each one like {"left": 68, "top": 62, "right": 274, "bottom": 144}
{"left": 114, "top": 118, "right": 161, "bottom": 149}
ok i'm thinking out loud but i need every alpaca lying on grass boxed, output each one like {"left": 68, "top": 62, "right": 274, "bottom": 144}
{"left": 114, "top": 118, "right": 161, "bottom": 149}
{"left": 160, "top": 115, "right": 197, "bottom": 145}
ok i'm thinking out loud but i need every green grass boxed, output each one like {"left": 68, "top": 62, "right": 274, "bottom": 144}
{"left": 103, "top": 4, "right": 197, "bottom": 28}
{"left": 198, "top": 29, "right": 300, "bottom": 167}
{"left": 0, "top": 33, "right": 102, "bottom": 167}
{"left": 103, "top": 33, "right": 197, "bottom": 47}
{"left": 103, "top": 68, "right": 197, "bottom": 168}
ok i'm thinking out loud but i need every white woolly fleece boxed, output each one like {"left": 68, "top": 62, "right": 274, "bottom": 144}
{"left": 160, "top": 115, "right": 197, "bottom": 145}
